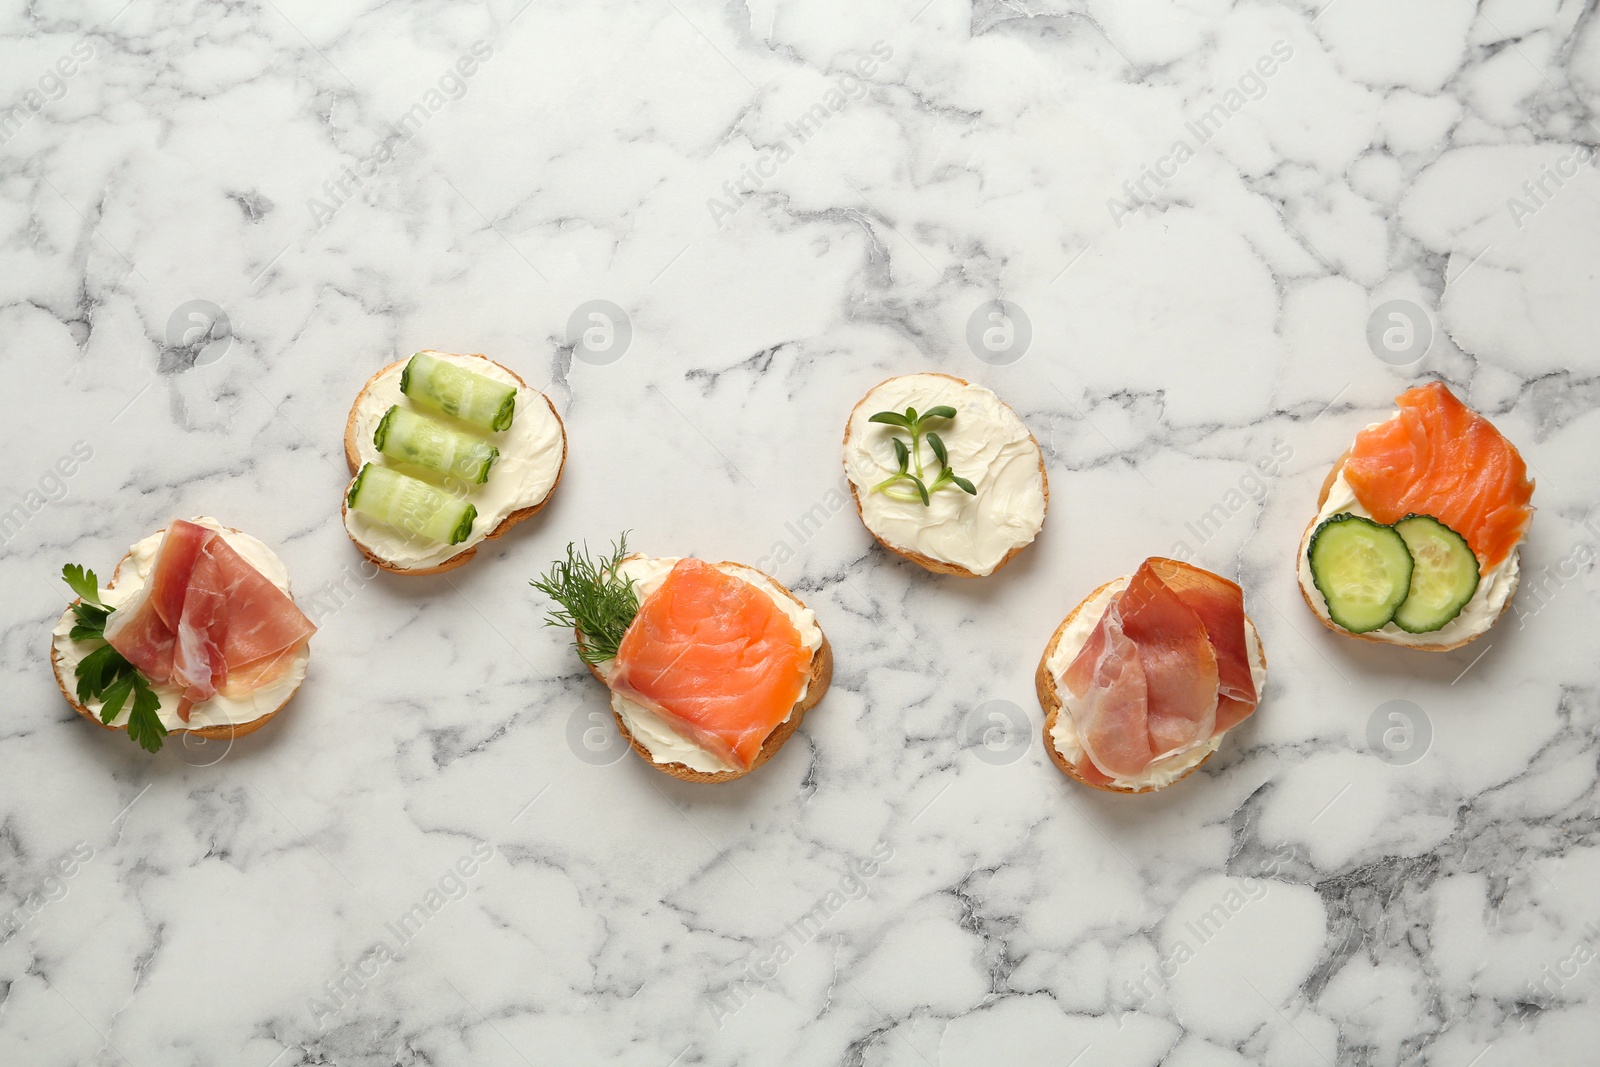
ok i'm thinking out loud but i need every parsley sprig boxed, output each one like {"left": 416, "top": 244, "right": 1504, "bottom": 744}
{"left": 530, "top": 534, "right": 640, "bottom": 666}
{"left": 868, "top": 405, "right": 978, "bottom": 505}
{"left": 62, "top": 565, "right": 167, "bottom": 753}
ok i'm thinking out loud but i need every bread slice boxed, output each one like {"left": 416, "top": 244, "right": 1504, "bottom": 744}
{"left": 581, "top": 560, "right": 833, "bottom": 783}
{"left": 50, "top": 525, "right": 307, "bottom": 742}
{"left": 1296, "top": 451, "right": 1518, "bottom": 652}
{"left": 342, "top": 353, "right": 567, "bottom": 576}
{"left": 843, "top": 372, "right": 1048, "bottom": 578}
{"left": 1036, "top": 578, "right": 1266, "bottom": 794}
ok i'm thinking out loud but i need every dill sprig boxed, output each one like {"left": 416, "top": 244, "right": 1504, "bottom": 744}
{"left": 530, "top": 534, "right": 639, "bottom": 665}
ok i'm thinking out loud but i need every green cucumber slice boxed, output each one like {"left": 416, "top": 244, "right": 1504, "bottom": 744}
{"left": 348, "top": 463, "right": 477, "bottom": 545}
{"left": 374, "top": 405, "right": 499, "bottom": 485}
{"left": 400, "top": 353, "right": 516, "bottom": 433}
{"left": 1392, "top": 515, "right": 1480, "bottom": 633}
{"left": 1308, "top": 513, "right": 1414, "bottom": 633}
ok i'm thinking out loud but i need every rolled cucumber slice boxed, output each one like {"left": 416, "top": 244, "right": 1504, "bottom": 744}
{"left": 1308, "top": 513, "right": 1414, "bottom": 633}
{"left": 374, "top": 405, "right": 499, "bottom": 485}
{"left": 348, "top": 463, "right": 477, "bottom": 545}
{"left": 400, "top": 352, "right": 517, "bottom": 433}
{"left": 1392, "top": 515, "right": 1480, "bottom": 633}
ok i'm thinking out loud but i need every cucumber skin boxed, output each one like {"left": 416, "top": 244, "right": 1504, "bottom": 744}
{"left": 401, "top": 353, "right": 516, "bottom": 434}
{"left": 1308, "top": 513, "right": 1414, "bottom": 634}
{"left": 373, "top": 406, "right": 396, "bottom": 452}
{"left": 373, "top": 404, "right": 499, "bottom": 484}
{"left": 346, "top": 464, "right": 369, "bottom": 507}
{"left": 348, "top": 462, "right": 476, "bottom": 545}
{"left": 1391, "top": 514, "right": 1480, "bottom": 634}
{"left": 449, "top": 503, "right": 479, "bottom": 545}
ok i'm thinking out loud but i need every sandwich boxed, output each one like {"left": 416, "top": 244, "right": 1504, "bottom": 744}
{"left": 842, "top": 372, "right": 1047, "bottom": 577}
{"left": 51, "top": 517, "right": 316, "bottom": 751}
{"left": 342, "top": 350, "right": 566, "bottom": 575}
{"left": 1036, "top": 558, "right": 1265, "bottom": 793}
{"left": 1298, "top": 381, "right": 1533, "bottom": 651}
{"left": 533, "top": 536, "right": 832, "bottom": 782}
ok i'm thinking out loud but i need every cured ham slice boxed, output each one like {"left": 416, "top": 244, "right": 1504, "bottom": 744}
{"left": 105, "top": 520, "right": 316, "bottom": 716}
{"left": 1150, "top": 560, "right": 1258, "bottom": 732}
{"left": 1063, "top": 558, "right": 1256, "bottom": 779}
{"left": 611, "top": 559, "right": 812, "bottom": 772}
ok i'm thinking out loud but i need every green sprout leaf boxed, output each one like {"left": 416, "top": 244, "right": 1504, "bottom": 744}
{"left": 867, "top": 406, "right": 977, "bottom": 508}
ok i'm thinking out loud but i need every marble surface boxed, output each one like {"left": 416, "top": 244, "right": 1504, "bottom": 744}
{"left": 3, "top": 0, "right": 1599, "bottom": 1064}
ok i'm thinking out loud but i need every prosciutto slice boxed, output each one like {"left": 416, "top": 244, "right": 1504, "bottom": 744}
{"left": 1062, "top": 558, "right": 1257, "bottom": 779}
{"left": 1148, "top": 559, "right": 1258, "bottom": 732}
{"left": 105, "top": 520, "right": 316, "bottom": 717}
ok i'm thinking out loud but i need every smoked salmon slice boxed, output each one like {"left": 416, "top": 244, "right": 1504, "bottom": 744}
{"left": 105, "top": 520, "right": 316, "bottom": 715}
{"left": 1063, "top": 558, "right": 1256, "bottom": 779}
{"left": 1342, "top": 382, "right": 1534, "bottom": 570}
{"left": 612, "top": 559, "right": 812, "bottom": 772}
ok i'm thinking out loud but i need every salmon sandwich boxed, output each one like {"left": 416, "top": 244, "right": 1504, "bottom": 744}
{"left": 1037, "top": 558, "right": 1266, "bottom": 794}
{"left": 533, "top": 536, "right": 832, "bottom": 782}
{"left": 843, "top": 373, "right": 1047, "bottom": 577}
{"left": 1299, "top": 382, "right": 1534, "bottom": 651}
{"left": 51, "top": 517, "right": 317, "bottom": 752}
{"left": 343, "top": 350, "right": 566, "bottom": 575}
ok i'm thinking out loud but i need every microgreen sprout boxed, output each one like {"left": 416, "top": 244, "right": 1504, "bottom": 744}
{"left": 867, "top": 405, "right": 978, "bottom": 506}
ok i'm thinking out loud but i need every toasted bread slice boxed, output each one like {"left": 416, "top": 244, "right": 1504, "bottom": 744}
{"left": 581, "top": 559, "right": 832, "bottom": 783}
{"left": 51, "top": 524, "right": 308, "bottom": 743}
{"left": 843, "top": 373, "right": 1047, "bottom": 577}
{"left": 342, "top": 352, "right": 567, "bottom": 576}
{"left": 1036, "top": 578, "right": 1266, "bottom": 794}
{"left": 1296, "top": 452, "right": 1519, "bottom": 652}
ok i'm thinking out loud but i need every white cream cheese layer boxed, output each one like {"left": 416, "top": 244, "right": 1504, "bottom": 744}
{"left": 843, "top": 374, "right": 1046, "bottom": 576}
{"left": 595, "top": 555, "right": 822, "bottom": 774}
{"left": 1298, "top": 471, "right": 1520, "bottom": 647}
{"left": 51, "top": 517, "right": 310, "bottom": 732}
{"left": 345, "top": 352, "right": 564, "bottom": 570}
{"left": 1046, "top": 577, "right": 1267, "bottom": 792}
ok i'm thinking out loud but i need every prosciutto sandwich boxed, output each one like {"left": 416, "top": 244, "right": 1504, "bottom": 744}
{"left": 51, "top": 518, "right": 316, "bottom": 751}
{"left": 1036, "top": 558, "right": 1266, "bottom": 793}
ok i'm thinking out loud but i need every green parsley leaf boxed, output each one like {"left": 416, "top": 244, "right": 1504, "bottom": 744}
{"left": 124, "top": 678, "right": 167, "bottom": 754}
{"left": 62, "top": 564, "right": 104, "bottom": 608}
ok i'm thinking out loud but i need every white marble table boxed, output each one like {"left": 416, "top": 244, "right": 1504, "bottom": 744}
{"left": 4, "top": 1, "right": 1599, "bottom": 1064}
